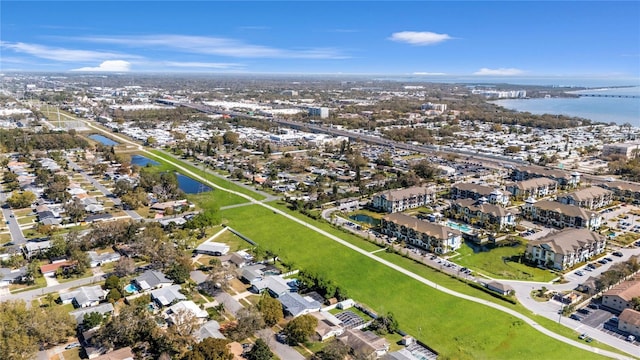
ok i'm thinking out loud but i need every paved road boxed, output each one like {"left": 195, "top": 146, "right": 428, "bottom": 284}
{"left": 256, "top": 329, "right": 305, "bottom": 360}
{"left": 65, "top": 157, "right": 142, "bottom": 220}
{"left": 83, "top": 120, "right": 632, "bottom": 359}
{"left": 0, "top": 274, "right": 105, "bottom": 304}
{"left": 0, "top": 190, "right": 27, "bottom": 245}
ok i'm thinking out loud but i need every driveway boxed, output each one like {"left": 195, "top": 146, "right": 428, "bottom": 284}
{"left": 256, "top": 329, "right": 305, "bottom": 360}
{"left": 0, "top": 191, "right": 27, "bottom": 245}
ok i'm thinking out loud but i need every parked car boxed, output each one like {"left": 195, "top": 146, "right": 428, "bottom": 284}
{"left": 585, "top": 337, "right": 593, "bottom": 343}
{"left": 575, "top": 270, "right": 584, "bottom": 276}
{"left": 613, "top": 251, "right": 623, "bottom": 257}
{"left": 65, "top": 342, "right": 81, "bottom": 350}
{"left": 570, "top": 314, "right": 581, "bottom": 321}
{"left": 578, "top": 333, "right": 587, "bottom": 340}
{"left": 577, "top": 308, "right": 590, "bottom": 315}
{"left": 588, "top": 303, "right": 600, "bottom": 309}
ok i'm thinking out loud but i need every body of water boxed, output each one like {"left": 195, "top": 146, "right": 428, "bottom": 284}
{"left": 493, "top": 86, "right": 640, "bottom": 126}
{"left": 176, "top": 173, "right": 211, "bottom": 194}
{"left": 131, "top": 154, "right": 159, "bottom": 167}
{"left": 350, "top": 214, "right": 380, "bottom": 226}
{"left": 88, "top": 134, "right": 119, "bottom": 146}
{"left": 446, "top": 221, "right": 472, "bottom": 233}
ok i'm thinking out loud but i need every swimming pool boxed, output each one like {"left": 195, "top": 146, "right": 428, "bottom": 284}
{"left": 446, "top": 221, "right": 472, "bottom": 233}
{"left": 124, "top": 283, "right": 139, "bottom": 293}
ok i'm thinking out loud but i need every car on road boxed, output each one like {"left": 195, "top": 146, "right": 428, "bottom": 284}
{"left": 65, "top": 342, "right": 81, "bottom": 350}
{"left": 9, "top": 214, "right": 13, "bottom": 218}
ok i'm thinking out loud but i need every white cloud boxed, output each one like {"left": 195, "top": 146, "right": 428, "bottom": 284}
{"left": 72, "top": 34, "right": 348, "bottom": 59}
{"left": 413, "top": 72, "right": 447, "bottom": 76}
{"left": 389, "top": 31, "right": 453, "bottom": 46}
{"left": 473, "top": 68, "right": 525, "bottom": 76}
{"left": 164, "top": 61, "right": 243, "bottom": 69}
{"left": 71, "top": 60, "right": 131, "bottom": 72}
{"left": 0, "top": 41, "right": 137, "bottom": 62}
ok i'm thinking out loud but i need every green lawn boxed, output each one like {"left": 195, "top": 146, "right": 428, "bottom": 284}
{"left": 211, "top": 228, "right": 254, "bottom": 252}
{"left": 220, "top": 205, "right": 607, "bottom": 359}
{"left": 450, "top": 242, "right": 558, "bottom": 282}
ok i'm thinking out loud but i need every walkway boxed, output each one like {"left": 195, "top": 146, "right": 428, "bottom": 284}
{"left": 81, "top": 120, "right": 631, "bottom": 359}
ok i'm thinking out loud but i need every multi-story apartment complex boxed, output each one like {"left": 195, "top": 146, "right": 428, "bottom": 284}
{"left": 619, "top": 308, "right": 640, "bottom": 338}
{"left": 506, "top": 177, "right": 558, "bottom": 200}
{"left": 511, "top": 165, "right": 580, "bottom": 190}
{"left": 381, "top": 213, "right": 462, "bottom": 254}
{"left": 450, "top": 199, "right": 516, "bottom": 231}
{"left": 602, "top": 142, "right": 640, "bottom": 160}
{"left": 372, "top": 185, "right": 436, "bottom": 213}
{"left": 602, "top": 279, "right": 640, "bottom": 312}
{"left": 522, "top": 199, "right": 602, "bottom": 230}
{"left": 450, "top": 183, "right": 509, "bottom": 206}
{"left": 525, "top": 228, "right": 606, "bottom": 270}
{"left": 308, "top": 107, "right": 329, "bottom": 118}
{"left": 598, "top": 181, "right": 640, "bottom": 202}
{"left": 557, "top": 186, "right": 614, "bottom": 210}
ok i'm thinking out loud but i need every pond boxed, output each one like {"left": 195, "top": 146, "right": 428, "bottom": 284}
{"left": 176, "top": 173, "right": 212, "bottom": 194}
{"left": 88, "top": 134, "right": 119, "bottom": 146}
{"left": 131, "top": 154, "right": 159, "bottom": 167}
{"left": 350, "top": 214, "right": 380, "bottom": 226}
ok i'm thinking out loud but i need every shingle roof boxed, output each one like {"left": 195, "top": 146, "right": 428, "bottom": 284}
{"left": 454, "top": 199, "right": 512, "bottom": 217}
{"left": 452, "top": 183, "right": 495, "bottom": 196}
{"left": 508, "top": 177, "right": 557, "bottom": 191}
{"left": 151, "top": 284, "right": 186, "bottom": 306}
{"left": 376, "top": 185, "right": 434, "bottom": 201}
{"left": 533, "top": 200, "right": 598, "bottom": 219}
{"left": 604, "top": 279, "right": 640, "bottom": 302}
{"left": 560, "top": 186, "right": 613, "bottom": 202}
{"left": 134, "top": 270, "right": 171, "bottom": 290}
{"left": 383, "top": 213, "right": 460, "bottom": 240}
{"left": 278, "top": 293, "right": 321, "bottom": 317}
{"left": 620, "top": 308, "right": 640, "bottom": 327}
{"left": 528, "top": 228, "right": 605, "bottom": 255}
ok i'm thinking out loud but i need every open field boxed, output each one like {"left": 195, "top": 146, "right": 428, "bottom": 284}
{"left": 220, "top": 204, "right": 608, "bottom": 359}
{"left": 451, "top": 242, "right": 559, "bottom": 282}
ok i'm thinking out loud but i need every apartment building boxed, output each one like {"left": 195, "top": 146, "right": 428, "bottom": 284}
{"left": 522, "top": 199, "right": 602, "bottom": 230}
{"left": 511, "top": 165, "right": 580, "bottom": 189}
{"left": 505, "top": 177, "right": 558, "bottom": 200}
{"left": 450, "top": 183, "right": 509, "bottom": 206}
{"left": 602, "top": 279, "right": 640, "bottom": 312}
{"left": 557, "top": 186, "right": 614, "bottom": 210}
{"left": 372, "top": 185, "right": 436, "bottom": 213}
{"left": 450, "top": 199, "right": 516, "bottom": 231}
{"left": 381, "top": 213, "right": 462, "bottom": 254}
{"left": 525, "top": 228, "right": 606, "bottom": 270}
{"left": 598, "top": 181, "right": 640, "bottom": 202}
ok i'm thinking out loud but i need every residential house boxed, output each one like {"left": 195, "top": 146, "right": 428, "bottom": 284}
{"left": 23, "top": 240, "right": 52, "bottom": 259}
{"left": 196, "top": 320, "right": 225, "bottom": 342}
{"left": 133, "top": 270, "right": 172, "bottom": 291}
{"left": 84, "top": 213, "right": 114, "bottom": 223}
{"left": 150, "top": 199, "right": 188, "bottom": 212}
{"left": 506, "top": 177, "right": 558, "bottom": 200}
{"left": 69, "top": 303, "right": 115, "bottom": 325}
{"left": 511, "top": 165, "right": 580, "bottom": 189}
{"left": 195, "top": 242, "right": 230, "bottom": 256}
{"left": 338, "top": 329, "right": 390, "bottom": 360}
{"left": 602, "top": 279, "right": 640, "bottom": 312}
{"left": 151, "top": 284, "right": 187, "bottom": 307}
{"left": 91, "top": 347, "right": 134, "bottom": 360}
{"left": 242, "top": 264, "right": 266, "bottom": 284}
{"left": 87, "top": 251, "right": 121, "bottom": 268}
{"left": 0, "top": 267, "right": 26, "bottom": 287}
{"left": 372, "top": 185, "right": 436, "bottom": 213}
{"left": 40, "top": 260, "right": 76, "bottom": 277}
{"left": 381, "top": 213, "right": 462, "bottom": 254}
{"left": 450, "top": 183, "right": 509, "bottom": 206}
{"left": 278, "top": 292, "right": 322, "bottom": 317}
{"left": 522, "top": 199, "right": 602, "bottom": 230}
{"left": 166, "top": 300, "right": 208, "bottom": 322}
{"left": 485, "top": 281, "right": 514, "bottom": 296}
{"left": 312, "top": 311, "right": 344, "bottom": 341}
{"left": 525, "top": 228, "right": 606, "bottom": 270}
{"left": 251, "top": 275, "right": 297, "bottom": 297}
{"left": 450, "top": 198, "right": 516, "bottom": 231}
{"left": 619, "top": 308, "right": 640, "bottom": 338}
{"left": 60, "top": 285, "right": 106, "bottom": 308}
{"left": 557, "top": 186, "right": 614, "bottom": 210}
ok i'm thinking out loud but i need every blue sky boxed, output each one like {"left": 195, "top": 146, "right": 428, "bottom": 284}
{"left": 1, "top": 1, "right": 639, "bottom": 80}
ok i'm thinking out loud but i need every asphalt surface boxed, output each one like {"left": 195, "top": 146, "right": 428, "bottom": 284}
{"left": 0, "top": 190, "right": 27, "bottom": 245}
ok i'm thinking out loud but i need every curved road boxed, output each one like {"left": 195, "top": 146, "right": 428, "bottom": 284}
{"left": 82, "top": 120, "right": 632, "bottom": 360}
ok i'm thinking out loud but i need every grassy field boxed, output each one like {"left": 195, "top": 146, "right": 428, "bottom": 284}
{"left": 450, "top": 243, "right": 558, "bottom": 282}
{"left": 220, "top": 204, "right": 607, "bottom": 359}
{"left": 211, "top": 228, "right": 254, "bottom": 252}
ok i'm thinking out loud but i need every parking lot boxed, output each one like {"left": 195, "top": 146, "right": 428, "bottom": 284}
{"left": 571, "top": 304, "right": 640, "bottom": 346}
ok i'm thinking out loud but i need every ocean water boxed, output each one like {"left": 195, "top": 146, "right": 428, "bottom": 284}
{"left": 492, "top": 86, "right": 640, "bottom": 126}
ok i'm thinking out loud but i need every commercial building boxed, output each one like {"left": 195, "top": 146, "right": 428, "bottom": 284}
{"left": 602, "top": 142, "right": 640, "bottom": 160}
{"left": 372, "top": 185, "right": 436, "bottom": 213}
{"left": 381, "top": 213, "right": 462, "bottom": 254}
{"left": 525, "top": 228, "right": 606, "bottom": 270}
{"left": 308, "top": 107, "right": 329, "bottom": 118}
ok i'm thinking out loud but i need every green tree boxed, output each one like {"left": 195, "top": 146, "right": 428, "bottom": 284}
{"left": 182, "top": 338, "right": 233, "bottom": 360}
{"left": 369, "top": 312, "right": 398, "bottom": 335}
{"left": 83, "top": 311, "right": 104, "bottom": 329}
{"left": 166, "top": 256, "right": 192, "bottom": 284}
{"left": 224, "top": 308, "right": 265, "bottom": 342}
{"left": 47, "top": 236, "right": 68, "bottom": 259}
{"left": 106, "top": 288, "right": 122, "bottom": 302}
{"left": 6, "top": 190, "right": 36, "bottom": 209}
{"left": 312, "top": 339, "right": 350, "bottom": 360}
{"left": 246, "top": 338, "right": 273, "bottom": 360}
{"left": 104, "top": 275, "right": 122, "bottom": 291}
{"left": 258, "top": 293, "right": 283, "bottom": 327}
{"left": 283, "top": 314, "right": 317, "bottom": 345}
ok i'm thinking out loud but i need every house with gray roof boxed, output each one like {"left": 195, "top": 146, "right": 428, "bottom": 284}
{"left": 241, "top": 264, "right": 266, "bottom": 284}
{"left": 151, "top": 284, "right": 186, "bottom": 307}
{"left": 69, "top": 303, "right": 115, "bottom": 325}
{"left": 23, "top": 240, "right": 52, "bottom": 259}
{"left": 133, "top": 270, "right": 172, "bottom": 291}
{"left": 278, "top": 292, "right": 321, "bottom": 317}
{"left": 196, "top": 320, "right": 225, "bottom": 342}
{"left": 195, "top": 241, "right": 230, "bottom": 256}
{"left": 60, "top": 285, "right": 106, "bottom": 308}
{"left": 87, "top": 251, "right": 121, "bottom": 268}
{"left": 251, "top": 275, "right": 296, "bottom": 297}
{"left": 0, "top": 267, "right": 26, "bottom": 286}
